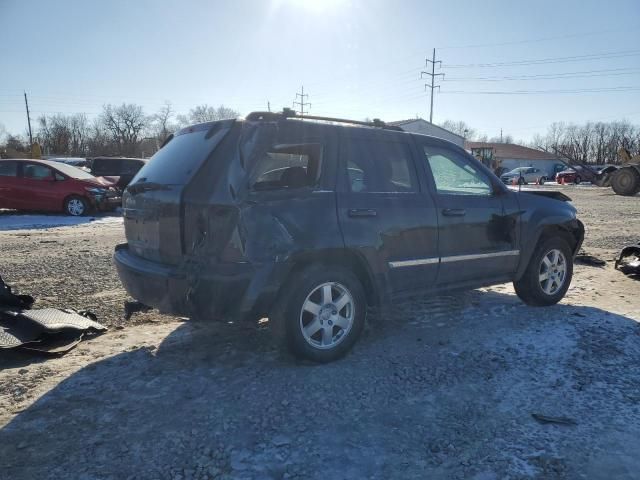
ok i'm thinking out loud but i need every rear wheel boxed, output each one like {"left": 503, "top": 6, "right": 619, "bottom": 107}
{"left": 64, "top": 196, "right": 88, "bottom": 216}
{"left": 574, "top": 176, "right": 581, "bottom": 184}
{"left": 611, "top": 167, "right": 640, "bottom": 196}
{"left": 274, "top": 265, "right": 366, "bottom": 363}
{"left": 514, "top": 237, "right": 573, "bottom": 306}
{"left": 539, "top": 176, "right": 546, "bottom": 185}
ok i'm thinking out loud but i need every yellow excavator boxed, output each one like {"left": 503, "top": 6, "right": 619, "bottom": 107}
{"left": 610, "top": 148, "right": 640, "bottom": 196}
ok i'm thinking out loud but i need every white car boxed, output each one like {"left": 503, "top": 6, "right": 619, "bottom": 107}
{"left": 500, "top": 167, "right": 547, "bottom": 185}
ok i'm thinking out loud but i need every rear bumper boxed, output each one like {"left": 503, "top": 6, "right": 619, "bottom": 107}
{"left": 113, "top": 243, "right": 284, "bottom": 320}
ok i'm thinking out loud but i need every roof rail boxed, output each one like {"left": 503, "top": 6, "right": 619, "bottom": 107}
{"left": 245, "top": 109, "right": 403, "bottom": 131}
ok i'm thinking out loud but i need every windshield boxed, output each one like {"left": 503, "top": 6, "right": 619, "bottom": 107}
{"left": 51, "top": 162, "right": 96, "bottom": 180}
{"left": 130, "top": 122, "right": 232, "bottom": 185}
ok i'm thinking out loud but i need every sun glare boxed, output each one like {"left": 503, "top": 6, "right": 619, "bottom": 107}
{"left": 280, "top": 0, "right": 346, "bottom": 13}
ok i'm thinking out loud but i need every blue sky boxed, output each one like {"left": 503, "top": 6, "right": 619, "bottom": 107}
{"left": 1, "top": 0, "right": 639, "bottom": 141}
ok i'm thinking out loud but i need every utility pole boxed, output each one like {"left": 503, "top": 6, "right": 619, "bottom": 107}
{"left": 267, "top": 101, "right": 271, "bottom": 112}
{"left": 293, "top": 85, "right": 311, "bottom": 117}
{"left": 24, "top": 91, "right": 33, "bottom": 151}
{"left": 421, "top": 49, "right": 445, "bottom": 124}
{"left": 500, "top": 128, "right": 503, "bottom": 143}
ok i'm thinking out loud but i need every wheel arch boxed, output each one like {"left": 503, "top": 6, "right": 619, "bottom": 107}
{"left": 515, "top": 220, "right": 584, "bottom": 281}
{"left": 277, "top": 248, "right": 381, "bottom": 309}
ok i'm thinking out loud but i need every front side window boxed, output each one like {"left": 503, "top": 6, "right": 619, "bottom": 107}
{"left": 0, "top": 162, "right": 17, "bottom": 177}
{"left": 423, "top": 146, "right": 492, "bottom": 196}
{"left": 345, "top": 139, "right": 417, "bottom": 193}
{"left": 24, "top": 164, "right": 53, "bottom": 180}
{"left": 250, "top": 143, "right": 322, "bottom": 191}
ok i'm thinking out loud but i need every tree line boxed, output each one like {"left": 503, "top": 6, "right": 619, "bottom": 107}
{"left": 440, "top": 118, "right": 640, "bottom": 165}
{"left": 1, "top": 102, "right": 238, "bottom": 158}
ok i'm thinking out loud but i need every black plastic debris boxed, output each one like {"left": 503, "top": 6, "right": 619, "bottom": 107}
{"left": 0, "top": 275, "right": 106, "bottom": 355}
{"left": 615, "top": 242, "right": 640, "bottom": 278}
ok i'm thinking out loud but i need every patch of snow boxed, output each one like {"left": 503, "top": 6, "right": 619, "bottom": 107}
{"left": 0, "top": 213, "right": 122, "bottom": 231}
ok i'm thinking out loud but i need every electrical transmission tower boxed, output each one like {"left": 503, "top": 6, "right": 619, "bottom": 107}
{"left": 421, "top": 48, "right": 445, "bottom": 124}
{"left": 293, "top": 86, "right": 311, "bottom": 117}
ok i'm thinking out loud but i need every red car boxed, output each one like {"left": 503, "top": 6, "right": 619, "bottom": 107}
{"left": 0, "top": 159, "right": 121, "bottom": 216}
{"left": 555, "top": 165, "right": 595, "bottom": 184}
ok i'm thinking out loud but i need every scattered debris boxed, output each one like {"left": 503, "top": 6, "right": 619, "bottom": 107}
{"left": 615, "top": 242, "right": 640, "bottom": 278}
{"left": 575, "top": 251, "right": 606, "bottom": 267}
{"left": 531, "top": 413, "right": 577, "bottom": 426}
{"left": 0, "top": 274, "right": 106, "bottom": 355}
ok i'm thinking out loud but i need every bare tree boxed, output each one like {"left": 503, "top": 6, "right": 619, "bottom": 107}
{"left": 439, "top": 119, "right": 476, "bottom": 139}
{"left": 178, "top": 104, "right": 239, "bottom": 126}
{"left": 101, "top": 103, "right": 147, "bottom": 155}
{"left": 151, "top": 101, "right": 177, "bottom": 143}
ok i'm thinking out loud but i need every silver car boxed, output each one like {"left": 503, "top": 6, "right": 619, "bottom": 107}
{"left": 501, "top": 167, "right": 547, "bottom": 185}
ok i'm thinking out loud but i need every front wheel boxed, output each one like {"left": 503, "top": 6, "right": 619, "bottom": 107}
{"left": 574, "top": 176, "right": 582, "bottom": 184}
{"left": 539, "top": 177, "right": 546, "bottom": 185}
{"left": 514, "top": 237, "right": 573, "bottom": 306}
{"left": 611, "top": 167, "right": 640, "bottom": 196}
{"left": 274, "top": 265, "right": 366, "bottom": 363}
{"left": 518, "top": 177, "right": 525, "bottom": 185}
{"left": 64, "top": 196, "right": 88, "bottom": 216}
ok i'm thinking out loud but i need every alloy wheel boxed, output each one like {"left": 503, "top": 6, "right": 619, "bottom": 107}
{"left": 299, "top": 282, "right": 354, "bottom": 350}
{"left": 539, "top": 249, "right": 567, "bottom": 295}
{"left": 67, "top": 199, "right": 85, "bottom": 216}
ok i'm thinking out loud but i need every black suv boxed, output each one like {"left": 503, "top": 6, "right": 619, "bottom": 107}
{"left": 89, "top": 157, "right": 147, "bottom": 189}
{"left": 114, "top": 111, "right": 584, "bottom": 362}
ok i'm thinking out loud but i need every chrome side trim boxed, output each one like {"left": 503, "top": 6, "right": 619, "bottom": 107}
{"left": 440, "top": 250, "right": 520, "bottom": 263}
{"left": 389, "top": 258, "right": 439, "bottom": 268}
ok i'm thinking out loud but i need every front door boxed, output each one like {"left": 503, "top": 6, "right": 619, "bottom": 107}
{"left": 336, "top": 131, "right": 439, "bottom": 294}
{"left": 0, "top": 161, "right": 20, "bottom": 209}
{"left": 415, "top": 141, "right": 519, "bottom": 286}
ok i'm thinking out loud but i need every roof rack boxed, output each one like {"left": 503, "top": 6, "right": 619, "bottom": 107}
{"left": 245, "top": 109, "right": 403, "bottom": 131}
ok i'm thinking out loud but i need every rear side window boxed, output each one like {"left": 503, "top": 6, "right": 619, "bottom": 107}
{"left": 345, "top": 139, "right": 417, "bottom": 193}
{"left": 24, "top": 164, "right": 53, "bottom": 180}
{"left": 0, "top": 162, "right": 17, "bottom": 177}
{"left": 250, "top": 143, "right": 322, "bottom": 191}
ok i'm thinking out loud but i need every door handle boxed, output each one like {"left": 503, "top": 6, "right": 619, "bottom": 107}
{"left": 348, "top": 208, "right": 378, "bottom": 218}
{"left": 442, "top": 208, "right": 466, "bottom": 217}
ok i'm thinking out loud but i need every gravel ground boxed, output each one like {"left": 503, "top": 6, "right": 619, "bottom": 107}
{"left": 0, "top": 184, "right": 639, "bottom": 480}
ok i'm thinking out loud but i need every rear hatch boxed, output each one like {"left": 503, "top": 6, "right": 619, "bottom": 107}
{"left": 123, "top": 120, "right": 234, "bottom": 265}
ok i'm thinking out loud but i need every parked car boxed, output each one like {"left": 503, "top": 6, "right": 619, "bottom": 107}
{"left": 556, "top": 165, "right": 594, "bottom": 184}
{"left": 89, "top": 157, "right": 147, "bottom": 189}
{"left": 114, "top": 111, "right": 584, "bottom": 363}
{"left": 0, "top": 159, "right": 121, "bottom": 216}
{"left": 500, "top": 167, "right": 547, "bottom": 185}
{"left": 49, "top": 157, "right": 90, "bottom": 169}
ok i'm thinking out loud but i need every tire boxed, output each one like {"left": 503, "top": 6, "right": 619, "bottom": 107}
{"left": 64, "top": 196, "right": 89, "bottom": 216}
{"left": 611, "top": 167, "right": 640, "bottom": 196}
{"left": 518, "top": 177, "right": 525, "bottom": 185}
{"left": 514, "top": 237, "right": 573, "bottom": 307}
{"left": 274, "top": 265, "right": 366, "bottom": 363}
{"left": 539, "top": 177, "right": 546, "bottom": 185}
{"left": 574, "top": 176, "right": 581, "bottom": 185}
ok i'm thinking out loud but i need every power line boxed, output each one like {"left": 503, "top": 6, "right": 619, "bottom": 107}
{"left": 437, "top": 28, "right": 623, "bottom": 50}
{"left": 293, "top": 85, "right": 311, "bottom": 117}
{"left": 444, "top": 67, "right": 640, "bottom": 82}
{"left": 421, "top": 49, "right": 445, "bottom": 123}
{"left": 443, "top": 49, "right": 640, "bottom": 69}
{"left": 440, "top": 86, "right": 640, "bottom": 95}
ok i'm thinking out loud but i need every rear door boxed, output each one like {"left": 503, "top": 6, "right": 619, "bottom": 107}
{"left": 414, "top": 139, "right": 518, "bottom": 286}
{"left": 336, "top": 130, "right": 439, "bottom": 294}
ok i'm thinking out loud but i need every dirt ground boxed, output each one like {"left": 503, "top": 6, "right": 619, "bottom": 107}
{"left": 0, "top": 185, "right": 639, "bottom": 480}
